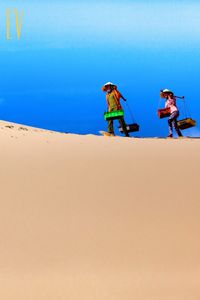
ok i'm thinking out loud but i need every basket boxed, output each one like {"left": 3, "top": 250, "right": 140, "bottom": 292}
{"left": 119, "top": 123, "right": 139, "bottom": 133}
{"left": 104, "top": 110, "right": 124, "bottom": 121}
{"left": 177, "top": 118, "right": 196, "bottom": 130}
{"left": 157, "top": 107, "right": 171, "bottom": 119}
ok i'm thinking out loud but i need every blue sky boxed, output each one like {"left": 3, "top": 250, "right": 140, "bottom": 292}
{"left": 0, "top": 0, "right": 200, "bottom": 136}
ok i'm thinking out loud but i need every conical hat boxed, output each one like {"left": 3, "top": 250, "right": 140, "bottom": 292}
{"left": 162, "top": 89, "right": 172, "bottom": 93}
{"left": 102, "top": 82, "right": 117, "bottom": 92}
{"left": 104, "top": 82, "right": 116, "bottom": 86}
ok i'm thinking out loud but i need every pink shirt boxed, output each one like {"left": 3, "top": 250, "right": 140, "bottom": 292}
{"left": 165, "top": 97, "right": 178, "bottom": 113}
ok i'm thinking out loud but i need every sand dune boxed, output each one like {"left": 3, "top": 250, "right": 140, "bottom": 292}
{"left": 0, "top": 120, "right": 200, "bottom": 300}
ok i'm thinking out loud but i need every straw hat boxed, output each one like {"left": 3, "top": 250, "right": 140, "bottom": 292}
{"left": 104, "top": 82, "right": 116, "bottom": 86}
{"left": 102, "top": 82, "right": 117, "bottom": 92}
{"left": 162, "top": 89, "right": 172, "bottom": 93}
{"left": 160, "top": 89, "right": 173, "bottom": 98}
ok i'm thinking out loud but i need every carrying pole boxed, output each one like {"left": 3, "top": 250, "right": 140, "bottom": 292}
{"left": 175, "top": 95, "right": 184, "bottom": 99}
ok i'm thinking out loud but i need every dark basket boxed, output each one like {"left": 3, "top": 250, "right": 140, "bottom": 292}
{"left": 119, "top": 123, "right": 140, "bottom": 133}
{"left": 177, "top": 118, "right": 196, "bottom": 130}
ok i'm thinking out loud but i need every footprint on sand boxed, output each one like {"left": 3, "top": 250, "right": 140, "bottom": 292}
{"left": 5, "top": 125, "right": 14, "bottom": 129}
{"left": 18, "top": 127, "right": 28, "bottom": 131}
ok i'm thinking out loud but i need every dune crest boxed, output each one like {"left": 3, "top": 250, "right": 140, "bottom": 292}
{"left": 0, "top": 120, "right": 200, "bottom": 300}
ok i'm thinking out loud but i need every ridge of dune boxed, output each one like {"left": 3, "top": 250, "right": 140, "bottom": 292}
{"left": 0, "top": 119, "right": 200, "bottom": 300}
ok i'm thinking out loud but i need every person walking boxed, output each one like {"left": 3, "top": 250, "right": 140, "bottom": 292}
{"left": 161, "top": 89, "right": 183, "bottom": 138}
{"left": 102, "top": 82, "right": 129, "bottom": 137}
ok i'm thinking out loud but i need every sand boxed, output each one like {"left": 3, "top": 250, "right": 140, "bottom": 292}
{"left": 0, "top": 120, "right": 200, "bottom": 300}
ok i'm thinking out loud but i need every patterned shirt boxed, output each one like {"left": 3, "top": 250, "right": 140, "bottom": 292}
{"left": 165, "top": 97, "right": 178, "bottom": 113}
